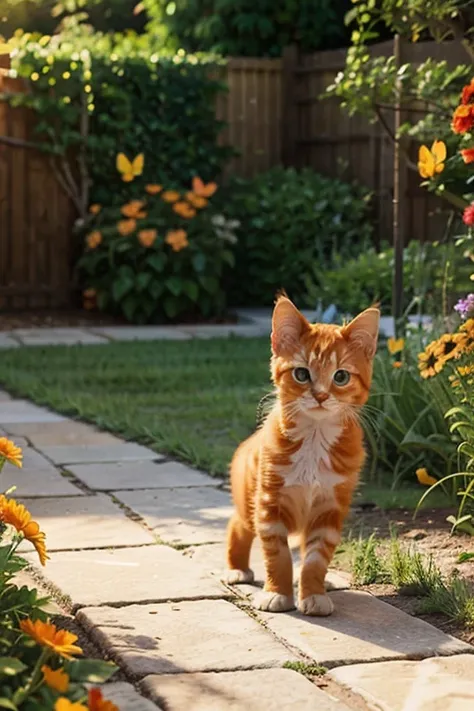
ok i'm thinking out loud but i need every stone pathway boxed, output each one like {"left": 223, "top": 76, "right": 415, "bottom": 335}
{"left": 0, "top": 311, "right": 427, "bottom": 348}
{"left": 1, "top": 392, "right": 473, "bottom": 710}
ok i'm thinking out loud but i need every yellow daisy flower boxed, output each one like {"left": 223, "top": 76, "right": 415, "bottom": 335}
{"left": 0, "top": 437, "right": 22, "bottom": 468}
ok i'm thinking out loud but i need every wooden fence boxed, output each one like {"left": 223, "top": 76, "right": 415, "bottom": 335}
{"left": 0, "top": 41, "right": 471, "bottom": 309}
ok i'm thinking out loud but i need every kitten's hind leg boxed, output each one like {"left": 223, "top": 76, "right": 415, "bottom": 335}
{"left": 222, "top": 513, "right": 255, "bottom": 585}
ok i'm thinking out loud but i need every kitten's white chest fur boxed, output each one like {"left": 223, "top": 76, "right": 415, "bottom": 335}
{"left": 282, "top": 418, "right": 343, "bottom": 497}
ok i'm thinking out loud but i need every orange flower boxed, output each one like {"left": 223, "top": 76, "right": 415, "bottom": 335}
{"left": 452, "top": 104, "right": 474, "bottom": 134}
{"left": 83, "top": 289, "right": 97, "bottom": 311}
{"left": 416, "top": 467, "right": 437, "bottom": 486}
{"left": 0, "top": 437, "right": 22, "bottom": 468}
{"left": 173, "top": 201, "right": 196, "bottom": 219}
{"left": 138, "top": 228, "right": 157, "bottom": 247}
{"left": 86, "top": 231, "right": 102, "bottom": 250}
{"left": 145, "top": 184, "right": 162, "bottom": 195}
{"left": 88, "top": 688, "right": 119, "bottom": 711}
{"left": 162, "top": 190, "right": 181, "bottom": 203}
{"left": 20, "top": 619, "right": 82, "bottom": 659}
{"left": 42, "top": 665, "right": 70, "bottom": 693}
{"left": 0, "top": 495, "right": 48, "bottom": 565}
{"left": 461, "top": 148, "right": 474, "bottom": 164}
{"left": 89, "top": 204, "right": 101, "bottom": 215}
{"left": 393, "top": 361, "right": 403, "bottom": 369}
{"left": 117, "top": 218, "right": 137, "bottom": 236}
{"left": 121, "top": 200, "right": 147, "bottom": 219}
{"left": 54, "top": 700, "right": 87, "bottom": 711}
{"left": 165, "top": 229, "right": 188, "bottom": 252}
{"left": 192, "top": 176, "right": 217, "bottom": 198}
{"left": 186, "top": 191, "right": 208, "bottom": 209}
{"left": 461, "top": 79, "right": 474, "bottom": 105}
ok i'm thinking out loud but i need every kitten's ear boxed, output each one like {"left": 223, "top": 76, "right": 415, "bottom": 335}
{"left": 271, "top": 296, "right": 309, "bottom": 356}
{"left": 343, "top": 307, "right": 380, "bottom": 357}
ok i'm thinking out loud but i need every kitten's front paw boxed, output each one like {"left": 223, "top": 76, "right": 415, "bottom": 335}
{"left": 298, "top": 593, "right": 334, "bottom": 617}
{"left": 254, "top": 590, "right": 295, "bottom": 613}
{"left": 222, "top": 568, "right": 254, "bottom": 585}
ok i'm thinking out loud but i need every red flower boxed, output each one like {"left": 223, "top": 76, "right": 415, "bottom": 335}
{"left": 463, "top": 204, "right": 474, "bottom": 226}
{"left": 461, "top": 148, "right": 474, "bottom": 164}
{"left": 462, "top": 80, "right": 474, "bottom": 105}
{"left": 452, "top": 105, "right": 474, "bottom": 134}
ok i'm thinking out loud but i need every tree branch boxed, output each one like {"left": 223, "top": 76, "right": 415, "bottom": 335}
{"left": 0, "top": 134, "right": 39, "bottom": 150}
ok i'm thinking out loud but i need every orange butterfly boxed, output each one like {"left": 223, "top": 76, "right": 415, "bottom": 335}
{"left": 192, "top": 176, "right": 217, "bottom": 198}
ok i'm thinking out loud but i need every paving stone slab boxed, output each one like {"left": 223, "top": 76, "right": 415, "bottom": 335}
{"left": 36, "top": 443, "right": 160, "bottom": 465}
{"left": 2, "top": 447, "right": 84, "bottom": 497}
{"left": 92, "top": 326, "right": 190, "bottom": 341}
{"left": 69, "top": 460, "right": 215, "bottom": 491}
{"left": 78, "top": 600, "right": 296, "bottom": 677}
{"left": 24, "top": 545, "right": 227, "bottom": 608}
{"left": 11, "top": 328, "right": 108, "bottom": 346}
{"left": 113, "top": 487, "right": 233, "bottom": 545}
{"left": 0, "top": 400, "right": 66, "bottom": 424}
{"left": 329, "top": 654, "right": 474, "bottom": 711}
{"left": 142, "top": 669, "right": 351, "bottom": 711}
{"left": 18, "top": 494, "right": 155, "bottom": 551}
{"left": 184, "top": 541, "right": 350, "bottom": 593}
{"left": 182, "top": 324, "right": 267, "bottom": 339}
{"left": 259, "top": 590, "right": 470, "bottom": 666}
{"left": 3, "top": 421, "right": 122, "bottom": 446}
{"left": 102, "top": 682, "right": 162, "bottom": 710}
{"left": 0, "top": 334, "right": 19, "bottom": 348}
{"left": 0, "top": 391, "right": 12, "bottom": 401}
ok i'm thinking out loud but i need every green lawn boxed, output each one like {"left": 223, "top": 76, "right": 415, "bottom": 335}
{"left": 0, "top": 337, "right": 449, "bottom": 508}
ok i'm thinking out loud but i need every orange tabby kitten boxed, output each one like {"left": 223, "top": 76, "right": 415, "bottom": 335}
{"left": 224, "top": 295, "right": 379, "bottom": 616}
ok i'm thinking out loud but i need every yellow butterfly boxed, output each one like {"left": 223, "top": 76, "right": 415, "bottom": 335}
{"left": 116, "top": 153, "right": 144, "bottom": 182}
{"left": 417, "top": 140, "right": 446, "bottom": 179}
{"left": 387, "top": 337, "right": 405, "bottom": 355}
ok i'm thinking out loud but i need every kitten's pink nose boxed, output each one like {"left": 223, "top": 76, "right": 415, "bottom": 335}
{"left": 314, "top": 392, "right": 329, "bottom": 404}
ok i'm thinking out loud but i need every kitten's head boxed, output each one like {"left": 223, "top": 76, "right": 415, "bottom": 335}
{"left": 270, "top": 295, "right": 379, "bottom": 423}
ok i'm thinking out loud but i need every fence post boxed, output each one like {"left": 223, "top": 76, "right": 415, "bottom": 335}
{"left": 281, "top": 45, "right": 299, "bottom": 167}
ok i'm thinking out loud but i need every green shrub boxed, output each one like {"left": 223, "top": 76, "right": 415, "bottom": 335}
{"left": 78, "top": 179, "right": 237, "bottom": 323}
{"left": 305, "top": 240, "right": 472, "bottom": 317}
{"left": 9, "top": 28, "right": 232, "bottom": 209}
{"left": 219, "top": 167, "right": 372, "bottom": 307}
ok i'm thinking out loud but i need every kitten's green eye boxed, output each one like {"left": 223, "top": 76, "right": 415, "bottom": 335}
{"left": 293, "top": 367, "right": 311, "bottom": 384}
{"left": 333, "top": 369, "right": 351, "bottom": 386}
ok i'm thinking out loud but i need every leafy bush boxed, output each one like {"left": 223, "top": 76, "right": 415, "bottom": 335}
{"left": 218, "top": 167, "right": 372, "bottom": 307}
{"left": 142, "top": 0, "right": 352, "bottom": 57}
{"left": 9, "top": 28, "right": 232, "bottom": 212}
{"left": 0, "top": 437, "right": 118, "bottom": 709}
{"left": 78, "top": 173, "right": 237, "bottom": 323}
{"left": 306, "top": 240, "right": 472, "bottom": 316}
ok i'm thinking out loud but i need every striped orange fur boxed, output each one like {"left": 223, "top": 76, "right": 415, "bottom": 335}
{"left": 224, "top": 295, "right": 380, "bottom": 615}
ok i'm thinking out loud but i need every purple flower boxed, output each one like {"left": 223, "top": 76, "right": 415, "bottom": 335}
{"left": 454, "top": 293, "right": 474, "bottom": 319}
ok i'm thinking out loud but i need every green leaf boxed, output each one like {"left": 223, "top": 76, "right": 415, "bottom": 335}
{"left": 163, "top": 296, "right": 180, "bottom": 319}
{"left": 112, "top": 276, "right": 134, "bottom": 302}
{"left": 192, "top": 253, "right": 206, "bottom": 273}
{"left": 148, "top": 253, "right": 167, "bottom": 273}
{"left": 136, "top": 272, "right": 152, "bottom": 292}
{"left": 0, "top": 658, "right": 27, "bottom": 677}
{"left": 457, "top": 552, "right": 474, "bottom": 563}
{"left": 182, "top": 280, "right": 199, "bottom": 302}
{"left": 165, "top": 277, "right": 182, "bottom": 297}
{"left": 67, "top": 659, "right": 117, "bottom": 684}
{"left": 198, "top": 275, "right": 219, "bottom": 294}
{"left": 0, "top": 698, "right": 17, "bottom": 710}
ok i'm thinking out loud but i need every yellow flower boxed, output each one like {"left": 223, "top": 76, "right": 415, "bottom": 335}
{"left": 138, "top": 229, "right": 157, "bottom": 247}
{"left": 88, "top": 688, "right": 119, "bottom": 711}
{"left": 416, "top": 468, "right": 437, "bottom": 486}
{"left": 165, "top": 229, "right": 188, "bottom": 252}
{"left": 433, "top": 332, "right": 466, "bottom": 363}
{"left": 173, "top": 201, "right": 196, "bottom": 219}
{"left": 86, "top": 231, "right": 102, "bottom": 250}
{"left": 161, "top": 190, "right": 181, "bottom": 203}
{"left": 116, "top": 152, "right": 144, "bottom": 182}
{"left": 418, "top": 140, "right": 446, "bottom": 179}
{"left": 121, "top": 200, "right": 147, "bottom": 219}
{"left": 89, "top": 204, "right": 101, "bottom": 215}
{"left": 145, "top": 184, "right": 162, "bottom": 195}
{"left": 42, "top": 665, "right": 69, "bottom": 693}
{"left": 186, "top": 191, "right": 208, "bottom": 209}
{"left": 0, "top": 496, "right": 48, "bottom": 565}
{"left": 0, "top": 437, "right": 22, "bottom": 468}
{"left": 20, "top": 619, "right": 82, "bottom": 659}
{"left": 460, "top": 318, "right": 474, "bottom": 334}
{"left": 117, "top": 218, "right": 137, "bottom": 236}
{"left": 418, "top": 341, "right": 443, "bottom": 379}
{"left": 54, "top": 700, "right": 87, "bottom": 711}
{"left": 387, "top": 337, "right": 405, "bottom": 355}
{"left": 393, "top": 361, "right": 403, "bottom": 369}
